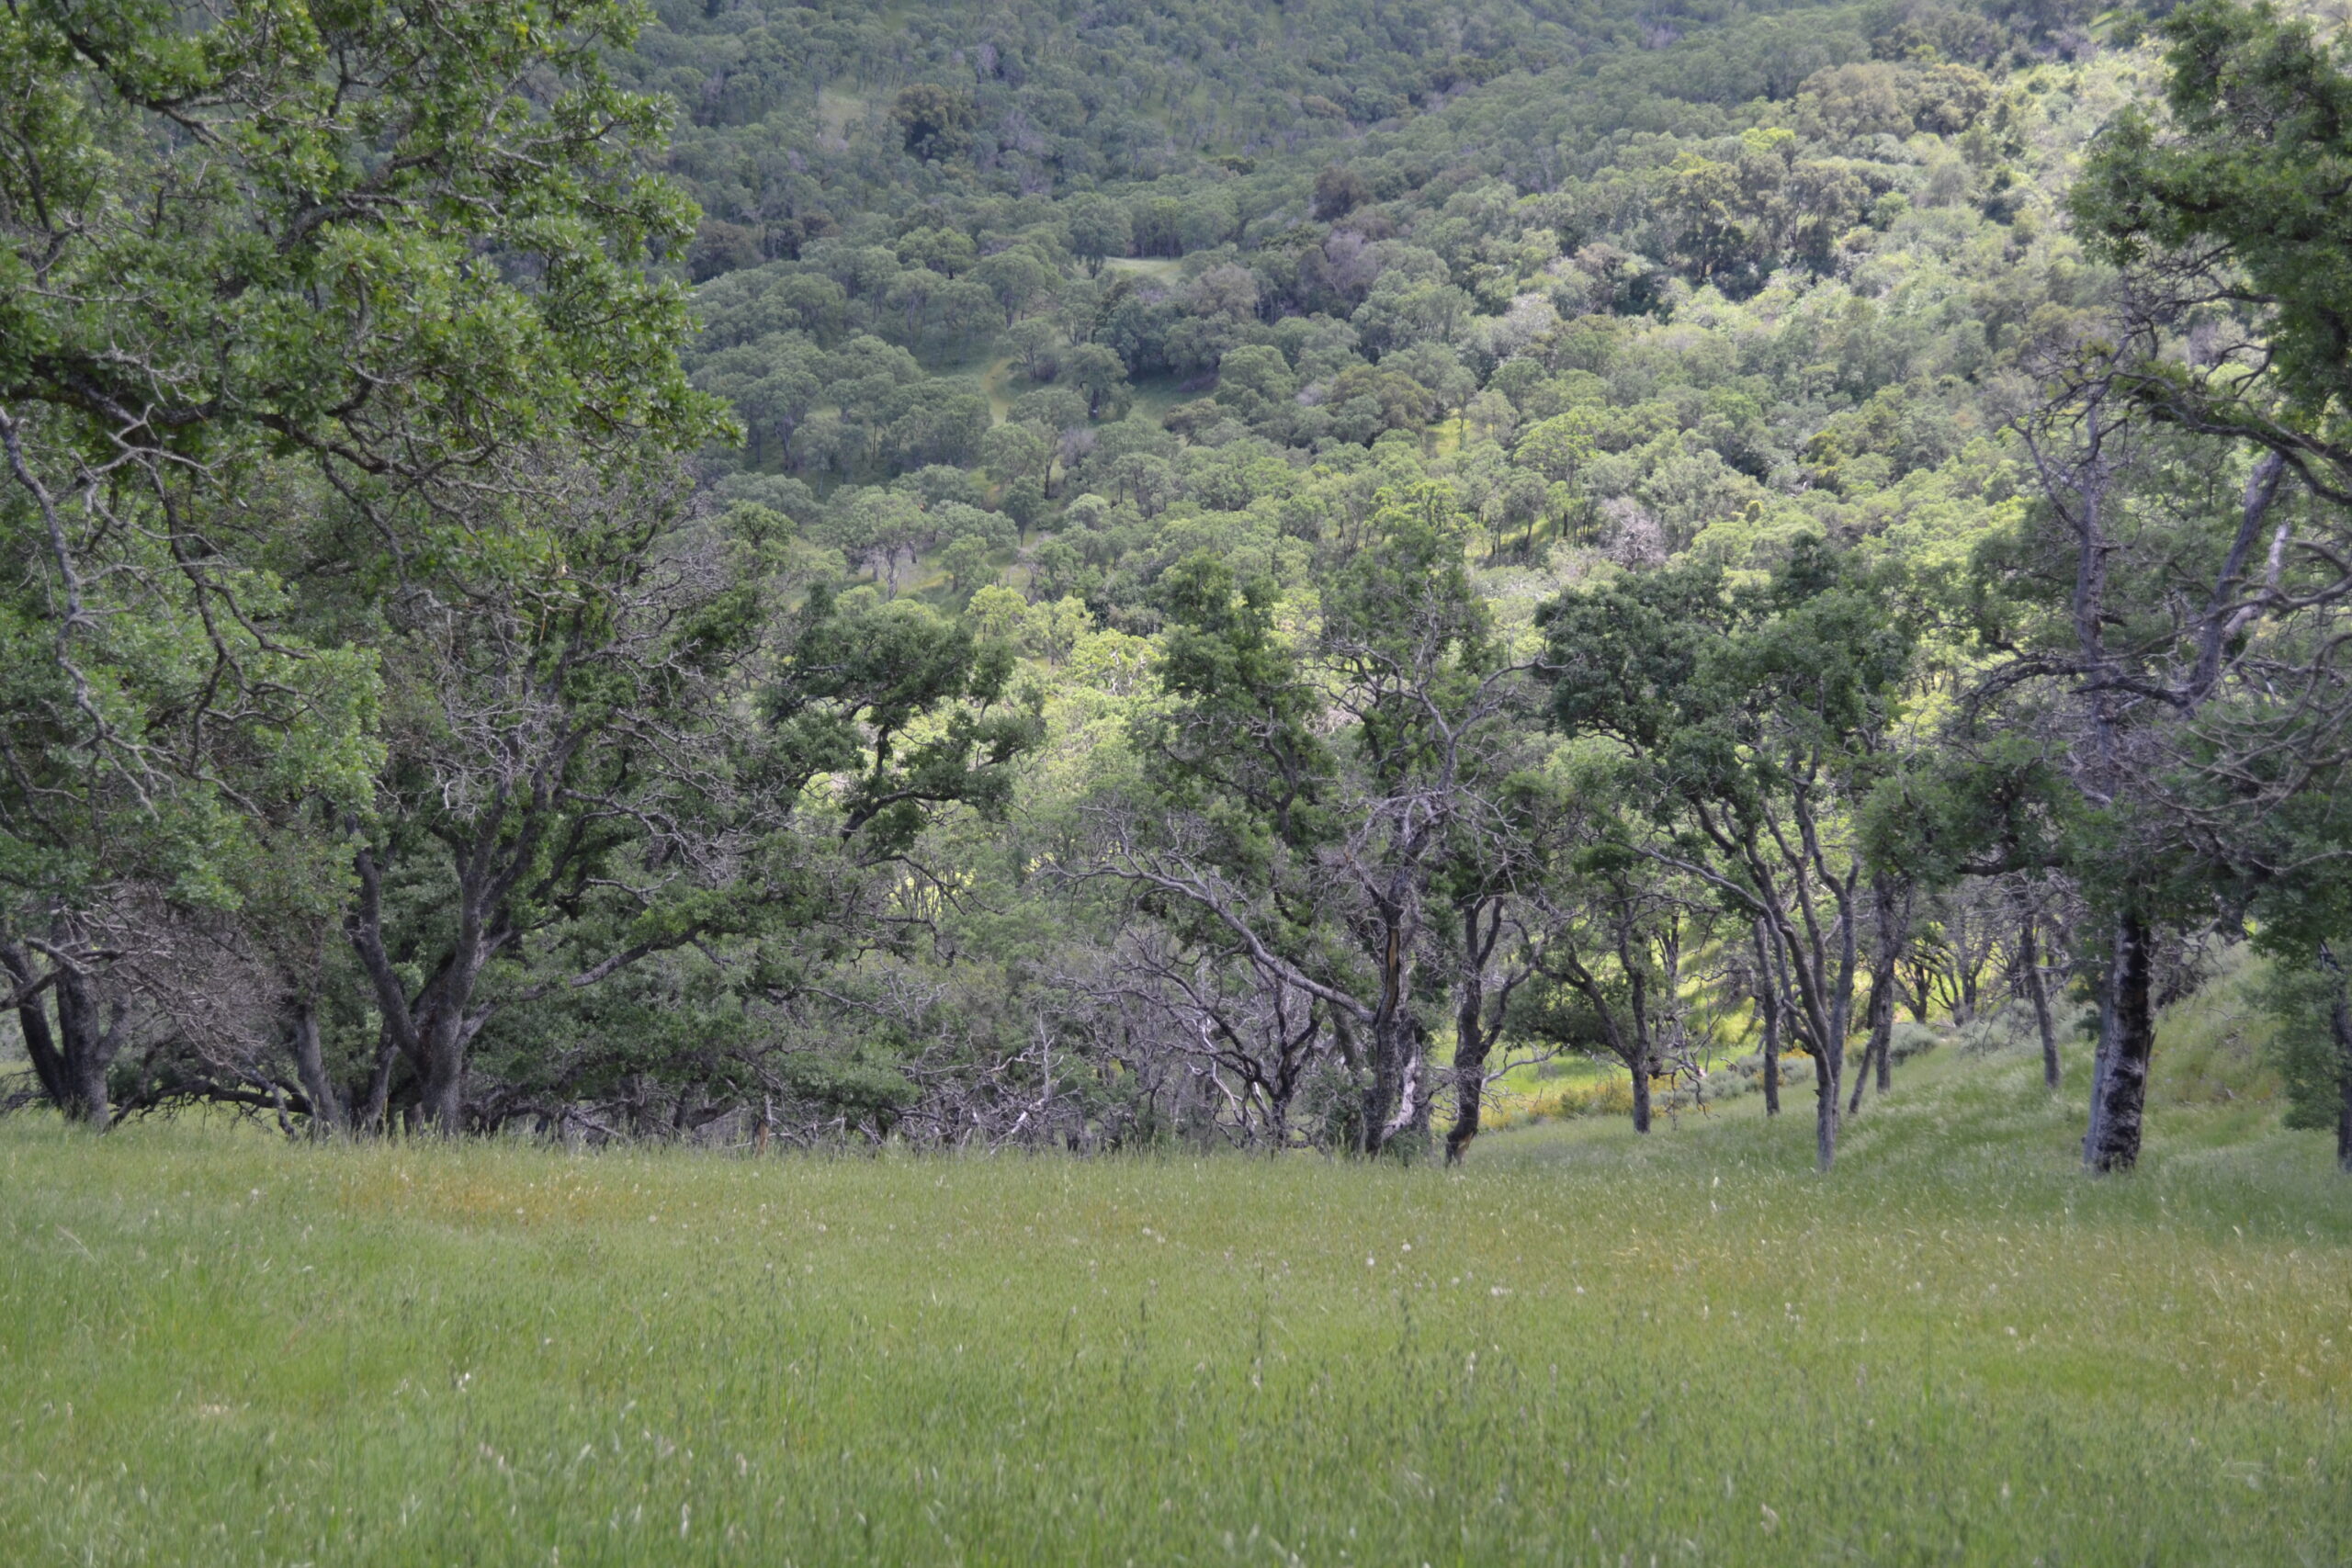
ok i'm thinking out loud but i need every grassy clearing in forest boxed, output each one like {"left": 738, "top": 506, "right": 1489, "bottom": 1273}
{"left": 815, "top": 87, "right": 866, "bottom": 143}
{"left": 1098, "top": 257, "right": 1186, "bottom": 283}
{"left": 4, "top": 1043, "right": 2349, "bottom": 1566}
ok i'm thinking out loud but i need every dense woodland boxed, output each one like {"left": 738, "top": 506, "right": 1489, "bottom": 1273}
{"left": 6, "top": 0, "right": 2352, "bottom": 1172}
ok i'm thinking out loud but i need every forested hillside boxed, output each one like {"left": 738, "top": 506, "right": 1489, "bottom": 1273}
{"left": 6, "top": 0, "right": 2352, "bottom": 1174}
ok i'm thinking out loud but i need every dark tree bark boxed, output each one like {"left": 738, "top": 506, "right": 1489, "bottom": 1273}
{"left": 1, "top": 941, "right": 125, "bottom": 1127}
{"left": 1359, "top": 912, "right": 1429, "bottom": 1156}
{"left": 1864, "top": 878, "right": 1911, "bottom": 1107}
{"left": 2086, "top": 911, "right": 2155, "bottom": 1172}
{"left": 14, "top": 950, "right": 126, "bottom": 1130}
{"left": 1542, "top": 931, "right": 1670, "bottom": 1136}
{"left": 1849, "top": 980, "right": 1888, "bottom": 1116}
{"left": 1811, "top": 1033, "right": 1840, "bottom": 1170}
{"left": 289, "top": 995, "right": 345, "bottom": 1137}
{"left": 1876, "top": 997, "right": 1894, "bottom": 1092}
{"left": 1445, "top": 908, "right": 1494, "bottom": 1165}
{"left": 1901, "top": 964, "right": 1934, "bottom": 1029}
{"left": 1947, "top": 899, "right": 1987, "bottom": 1027}
{"left": 357, "top": 1030, "right": 400, "bottom": 1134}
{"left": 1670, "top": 784, "right": 1860, "bottom": 1169}
{"left": 2339, "top": 1040, "right": 2352, "bottom": 1174}
{"left": 2067, "top": 454, "right": 2298, "bottom": 1159}
{"left": 1444, "top": 1000, "right": 1489, "bottom": 1164}
{"left": 2018, "top": 909, "right": 2061, "bottom": 1091}
{"left": 1444, "top": 897, "right": 1533, "bottom": 1167}
{"left": 2022, "top": 397, "right": 2290, "bottom": 1169}
{"left": 1750, "top": 871, "right": 1852, "bottom": 1172}
{"left": 0, "top": 944, "right": 68, "bottom": 1111}
{"left": 1750, "top": 919, "right": 1781, "bottom": 1117}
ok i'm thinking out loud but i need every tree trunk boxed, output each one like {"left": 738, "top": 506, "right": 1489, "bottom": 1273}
{"left": 1751, "top": 920, "right": 1781, "bottom": 1118}
{"left": 2328, "top": 978, "right": 2352, "bottom": 1175}
{"left": 50, "top": 962, "right": 119, "bottom": 1130}
{"left": 290, "top": 997, "right": 345, "bottom": 1138}
{"left": 2086, "top": 911, "right": 2154, "bottom": 1173}
{"left": 1853, "top": 877, "right": 1906, "bottom": 1112}
{"left": 2020, "top": 913, "right": 2060, "bottom": 1091}
{"left": 1813, "top": 1042, "right": 1840, "bottom": 1171}
{"left": 1903, "top": 963, "right": 1935, "bottom": 1028}
{"left": 358, "top": 1032, "right": 400, "bottom": 1134}
{"left": 1630, "top": 1049, "right": 1653, "bottom": 1134}
{"left": 1361, "top": 922, "right": 1419, "bottom": 1156}
{"left": 418, "top": 1010, "right": 468, "bottom": 1134}
{"left": 1404, "top": 1027, "right": 1434, "bottom": 1146}
{"left": 0, "top": 944, "right": 68, "bottom": 1111}
{"left": 1849, "top": 980, "right": 1888, "bottom": 1116}
{"left": 2338, "top": 1055, "right": 2352, "bottom": 1176}
{"left": 3, "top": 942, "right": 120, "bottom": 1128}
{"left": 1445, "top": 991, "right": 1489, "bottom": 1167}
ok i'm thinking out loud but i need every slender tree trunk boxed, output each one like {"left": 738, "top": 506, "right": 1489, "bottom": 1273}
{"left": 1362, "top": 921, "right": 1419, "bottom": 1156}
{"left": 1751, "top": 920, "right": 1781, "bottom": 1117}
{"left": 2338, "top": 1055, "right": 2352, "bottom": 1175}
{"left": 1850, "top": 980, "right": 1890, "bottom": 1115}
{"left": 359, "top": 1032, "right": 400, "bottom": 1134}
{"left": 1903, "top": 963, "right": 1934, "bottom": 1027}
{"left": 1445, "top": 991, "right": 1488, "bottom": 1167}
{"left": 1630, "top": 1047, "right": 1653, "bottom": 1134}
{"left": 1813, "top": 1040, "right": 1839, "bottom": 1170}
{"left": 2087, "top": 911, "right": 2154, "bottom": 1173}
{"left": 2019, "top": 913, "right": 2060, "bottom": 1091}
{"left": 1362, "top": 1024, "right": 1396, "bottom": 1156}
{"left": 2336, "top": 1070, "right": 2352, "bottom": 1175}
{"left": 290, "top": 996, "right": 345, "bottom": 1138}
{"left": 0, "top": 944, "right": 68, "bottom": 1110}
{"left": 1856, "top": 878, "right": 1906, "bottom": 1111}
{"left": 2328, "top": 975, "right": 2352, "bottom": 1175}
{"left": 1405, "top": 1022, "right": 1435, "bottom": 1145}
{"left": 2083, "top": 919, "right": 2119, "bottom": 1163}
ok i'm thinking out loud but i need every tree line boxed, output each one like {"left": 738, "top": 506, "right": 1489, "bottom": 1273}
{"left": 4, "top": 0, "right": 2350, "bottom": 1171}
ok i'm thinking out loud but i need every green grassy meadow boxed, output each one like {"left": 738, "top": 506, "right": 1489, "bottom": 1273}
{"left": 5, "top": 1040, "right": 2350, "bottom": 1565}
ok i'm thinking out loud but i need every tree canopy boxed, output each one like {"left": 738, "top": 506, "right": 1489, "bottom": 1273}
{"left": 8, "top": 0, "right": 2352, "bottom": 1175}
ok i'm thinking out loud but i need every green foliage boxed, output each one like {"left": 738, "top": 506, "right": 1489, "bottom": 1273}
{"left": 764, "top": 586, "right": 1042, "bottom": 852}
{"left": 1, "top": 0, "right": 715, "bottom": 468}
{"left": 2074, "top": 0, "right": 2352, "bottom": 424}
{"left": 1144, "top": 554, "right": 1333, "bottom": 847}
{"left": 2260, "top": 958, "right": 2351, "bottom": 1134}
{"left": 0, "top": 0, "right": 741, "bottom": 1124}
{"left": 890, "top": 84, "right": 977, "bottom": 162}
{"left": 1544, "top": 541, "right": 1915, "bottom": 806}
{"left": 14, "top": 0, "right": 2348, "bottom": 1162}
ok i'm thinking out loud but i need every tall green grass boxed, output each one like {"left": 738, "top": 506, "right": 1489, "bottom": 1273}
{"left": 4, "top": 1041, "right": 2348, "bottom": 1565}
